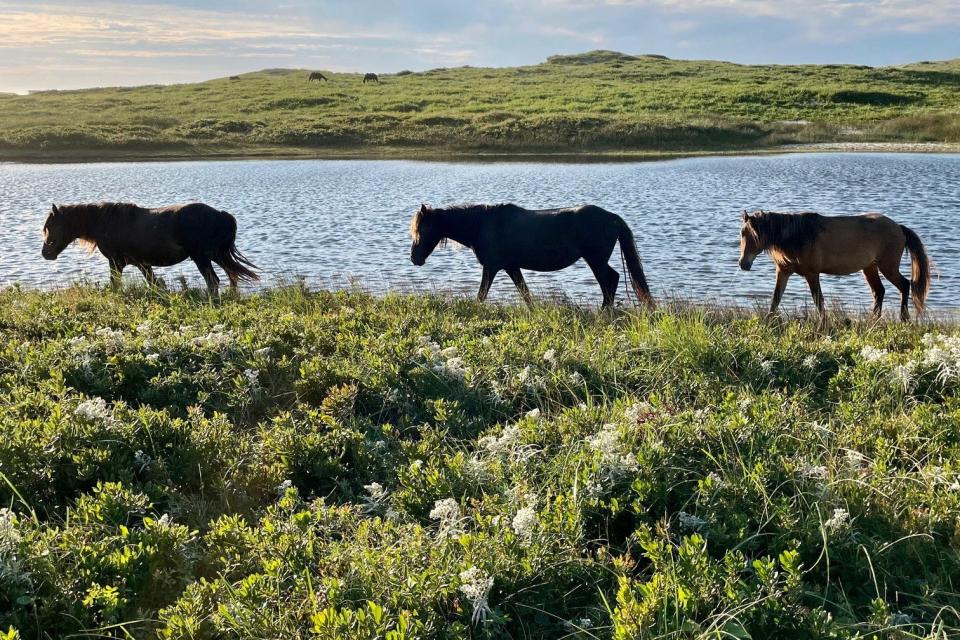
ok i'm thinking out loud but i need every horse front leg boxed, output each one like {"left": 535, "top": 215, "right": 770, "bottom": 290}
{"left": 477, "top": 266, "right": 498, "bottom": 302}
{"left": 506, "top": 268, "right": 533, "bottom": 306}
{"left": 107, "top": 257, "right": 125, "bottom": 290}
{"left": 862, "top": 265, "right": 884, "bottom": 319}
{"left": 136, "top": 264, "right": 161, "bottom": 288}
{"left": 768, "top": 268, "right": 791, "bottom": 317}
{"left": 803, "top": 273, "right": 826, "bottom": 325}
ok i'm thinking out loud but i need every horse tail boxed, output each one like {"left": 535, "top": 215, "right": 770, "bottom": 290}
{"left": 616, "top": 217, "right": 656, "bottom": 308}
{"left": 902, "top": 224, "right": 930, "bottom": 314}
{"left": 218, "top": 246, "right": 260, "bottom": 283}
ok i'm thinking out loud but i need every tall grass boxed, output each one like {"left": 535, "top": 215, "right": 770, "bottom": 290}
{"left": 2, "top": 51, "right": 959, "bottom": 159}
{"left": 1, "top": 284, "right": 959, "bottom": 638}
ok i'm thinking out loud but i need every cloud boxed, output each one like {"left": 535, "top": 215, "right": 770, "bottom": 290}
{"left": 0, "top": 0, "right": 957, "bottom": 92}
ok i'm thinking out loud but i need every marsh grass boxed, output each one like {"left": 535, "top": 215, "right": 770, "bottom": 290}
{"left": 2, "top": 51, "right": 959, "bottom": 160}
{"left": 1, "top": 284, "right": 960, "bottom": 638}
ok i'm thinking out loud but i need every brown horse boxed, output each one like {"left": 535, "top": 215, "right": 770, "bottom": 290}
{"left": 308, "top": 71, "right": 328, "bottom": 82}
{"left": 739, "top": 210, "right": 930, "bottom": 321}
{"left": 363, "top": 73, "right": 379, "bottom": 84}
{"left": 409, "top": 203, "right": 655, "bottom": 309}
{"left": 42, "top": 202, "right": 259, "bottom": 294}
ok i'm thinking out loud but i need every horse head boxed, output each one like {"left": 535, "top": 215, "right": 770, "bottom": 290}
{"left": 738, "top": 209, "right": 765, "bottom": 271}
{"left": 42, "top": 204, "right": 74, "bottom": 260}
{"left": 410, "top": 204, "right": 445, "bottom": 266}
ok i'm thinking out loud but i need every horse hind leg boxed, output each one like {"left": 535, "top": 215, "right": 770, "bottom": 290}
{"left": 878, "top": 256, "right": 911, "bottom": 321}
{"left": 505, "top": 268, "right": 533, "bottom": 305}
{"left": 191, "top": 255, "right": 220, "bottom": 296}
{"left": 585, "top": 258, "right": 618, "bottom": 309}
{"left": 862, "top": 264, "right": 884, "bottom": 319}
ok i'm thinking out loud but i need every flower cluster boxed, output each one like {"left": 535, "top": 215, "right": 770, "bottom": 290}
{"left": 362, "top": 482, "right": 388, "bottom": 514}
{"left": 191, "top": 325, "right": 235, "bottom": 350}
{"left": 0, "top": 508, "right": 30, "bottom": 589}
{"left": 677, "top": 511, "right": 708, "bottom": 532}
{"left": 920, "top": 333, "right": 960, "bottom": 381}
{"left": 75, "top": 396, "right": 112, "bottom": 423}
{"left": 95, "top": 326, "right": 126, "bottom": 353}
{"left": 459, "top": 566, "right": 494, "bottom": 624}
{"left": 825, "top": 507, "right": 850, "bottom": 532}
{"left": 419, "top": 336, "right": 469, "bottom": 381}
{"left": 429, "top": 497, "right": 462, "bottom": 534}
{"left": 859, "top": 345, "right": 888, "bottom": 363}
{"left": 511, "top": 506, "right": 538, "bottom": 539}
{"left": 588, "top": 423, "right": 639, "bottom": 482}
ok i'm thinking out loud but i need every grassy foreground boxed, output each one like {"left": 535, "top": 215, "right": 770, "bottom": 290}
{"left": 2, "top": 51, "right": 960, "bottom": 160}
{"left": 2, "top": 285, "right": 960, "bottom": 639}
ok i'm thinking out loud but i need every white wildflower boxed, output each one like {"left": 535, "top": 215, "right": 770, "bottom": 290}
{"left": 845, "top": 449, "right": 867, "bottom": 470}
{"left": 802, "top": 354, "right": 819, "bottom": 371}
{"left": 145, "top": 353, "right": 160, "bottom": 363}
{"left": 800, "top": 462, "right": 828, "bottom": 481}
{"left": 824, "top": 507, "right": 850, "bottom": 532}
{"left": 517, "top": 365, "right": 532, "bottom": 385}
{"left": 525, "top": 408, "right": 541, "bottom": 421}
{"left": 892, "top": 364, "right": 914, "bottom": 390}
{"left": 136, "top": 321, "right": 152, "bottom": 335}
{"left": 254, "top": 346, "right": 272, "bottom": 358}
{"left": 0, "top": 508, "right": 30, "bottom": 588}
{"left": 569, "top": 371, "right": 584, "bottom": 385}
{"left": 74, "top": 397, "right": 111, "bottom": 422}
{"left": 760, "top": 359, "right": 775, "bottom": 374}
{"left": 95, "top": 327, "right": 125, "bottom": 352}
{"left": 243, "top": 368, "right": 260, "bottom": 387}
{"left": 576, "top": 618, "right": 593, "bottom": 629}
{"left": 191, "top": 329, "right": 234, "bottom": 350}
{"left": 812, "top": 421, "right": 832, "bottom": 439}
{"left": 588, "top": 423, "right": 639, "bottom": 480}
{"left": 459, "top": 566, "right": 494, "bottom": 624}
{"left": 68, "top": 336, "right": 88, "bottom": 349}
{"left": 410, "top": 459, "right": 424, "bottom": 472}
{"left": 276, "top": 479, "right": 293, "bottom": 496}
{"left": 860, "top": 345, "right": 888, "bottom": 363}
{"left": 133, "top": 449, "right": 152, "bottom": 472}
{"left": 511, "top": 506, "right": 538, "bottom": 539}
{"left": 362, "top": 482, "right": 388, "bottom": 514}
{"left": 433, "top": 356, "right": 468, "bottom": 381}
{"left": 624, "top": 401, "right": 654, "bottom": 423}
{"left": 439, "top": 346, "right": 459, "bottom": 358}
{"left": 156, "top": 513, "right": 172, "bottom": 528}
{"left": 429, "top": 497, "right": 461, "bottom": 531}
{"left": 543, "top": 348, "right": 557, "bottom": 365}
{"left": 677, "top": 511, "right": 708, "bottom": 531}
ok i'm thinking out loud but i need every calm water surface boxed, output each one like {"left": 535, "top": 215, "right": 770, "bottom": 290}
{"left": 2, "top": 153, "right": 958, "bottom": 311}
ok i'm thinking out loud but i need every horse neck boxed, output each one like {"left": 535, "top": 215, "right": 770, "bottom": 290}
{"left": 437, "top": 209, "right": 483, "bottom": 248}
{"left": 66, "top": 205, "right": 105, "bottom": 241}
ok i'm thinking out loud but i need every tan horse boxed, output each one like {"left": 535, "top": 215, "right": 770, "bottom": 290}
{"left": 739, "top": 210, "right": 930, "bottom": 321}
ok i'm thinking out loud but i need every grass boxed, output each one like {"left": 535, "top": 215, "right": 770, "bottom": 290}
{"left": 2, "top": 50, "right": 960, "bottom": 161}
{"left": 1, "top": 283, "right": 960, "bottom": 638}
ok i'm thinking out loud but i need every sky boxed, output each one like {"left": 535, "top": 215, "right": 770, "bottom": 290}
{"left": 1, "top": 0, "right": 958, "bottom": 94}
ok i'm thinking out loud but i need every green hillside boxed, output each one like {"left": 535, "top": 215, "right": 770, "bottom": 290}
{"left": 1, "top": 51, "right": 959, "bottom": 160}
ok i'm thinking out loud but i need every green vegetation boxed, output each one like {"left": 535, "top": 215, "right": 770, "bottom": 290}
{"left": 2, "top": 284, "right": 960, "bottom": 638}
{"left": 1, "top": 51, "right": 959, "bottom": 160}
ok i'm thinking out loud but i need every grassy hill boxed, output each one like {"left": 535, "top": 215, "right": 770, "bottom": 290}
{"left": 2, "top": 51, "right": 959, "bottom": 160}
{"left": 2, "top": 285, "right": 960, "bottom": 637}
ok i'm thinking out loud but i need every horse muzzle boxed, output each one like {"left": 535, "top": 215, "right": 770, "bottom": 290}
{"left": 411, "top": 254, "right": 425, "bottom": 266}
{"left": 41, "top": 247, "right": 56, "bottom": 260}
{"left": 739, "top": 258, "right": 753, "bottom": 271}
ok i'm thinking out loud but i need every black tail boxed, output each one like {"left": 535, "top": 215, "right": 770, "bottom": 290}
{"left": 901, "top": 224, "right": 930, "bottom": 314}
{"left": 216, "top": 246, "right": 260, "bottom": 284}
{"left": 616, "top": 218, "right": 655, "bottom": 308}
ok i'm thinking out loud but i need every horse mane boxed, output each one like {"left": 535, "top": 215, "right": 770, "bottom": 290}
{"left": 53, "top": 202, "right": 145, "bottom": 251}
{"left": 747, "top": 210, "right": 825, "bottom": 256}
{"left": 410, "top": 203, "right": 513, "bottom": 243}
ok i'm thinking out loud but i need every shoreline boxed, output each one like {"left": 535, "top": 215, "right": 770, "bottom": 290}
{"left": 2, "top": 141, "right": 959, "bottom": 165}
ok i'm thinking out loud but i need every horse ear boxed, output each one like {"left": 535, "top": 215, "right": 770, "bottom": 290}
{"left": 52, "top": 204, "right": 60, "bottom": 215}
{"left": 742, "top": 210, "right": 749, "bottom": 221}
{"left": 419, "top": 203, "right": 428, "bottom": 213}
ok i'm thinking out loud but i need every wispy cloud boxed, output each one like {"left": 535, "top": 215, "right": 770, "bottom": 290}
{"left": 0, "top": 0, "right": 956, "bottom": 93}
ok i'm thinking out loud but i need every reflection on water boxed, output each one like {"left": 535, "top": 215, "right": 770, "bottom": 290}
{"left": 1, "top": 153, "right": 958, "bottom": 311}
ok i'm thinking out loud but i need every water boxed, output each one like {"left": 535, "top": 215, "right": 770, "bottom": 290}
{"left": 2, "top": 153, "right": 959, "bottom": 311}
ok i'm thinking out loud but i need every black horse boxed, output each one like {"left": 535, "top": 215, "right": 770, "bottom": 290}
{"left": 363, "top": 73, "right": 379, "bottom": 84}
{"left": 308, "top": 71, "right": 328, "bottom": 82}
{"left": 409, "top": 203, "right": 655, "bottom": 308}
{"left": 41, "top": 202, "right": 258, "bottom": 294}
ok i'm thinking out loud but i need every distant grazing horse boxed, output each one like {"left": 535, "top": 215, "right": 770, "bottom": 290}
{"left": 308, "top": 71, "right": 328, "bottom": 82}
{"left": 363, "top": 73, "right": 379, "bottom": 84}
{"left": 41, "top": 202, "right": 259, "bottom": 295}
{"left": 409, "top": 203, "right": 655, "bottom": 309}
{"left": 229, "top": 75, "right": 241, "bottom": 81}
{"left": 739, "top": 210, "right": 930, "bottom": 321}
